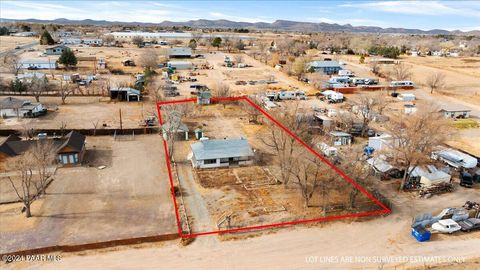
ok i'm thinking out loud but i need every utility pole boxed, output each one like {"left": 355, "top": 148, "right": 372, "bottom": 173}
{"left": 119, "top": 108, "right": 123, "bottom": 134}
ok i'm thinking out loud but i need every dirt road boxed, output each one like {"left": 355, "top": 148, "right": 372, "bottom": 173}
{"left": 16, "top": 211, "right": 479, "bottom": 270}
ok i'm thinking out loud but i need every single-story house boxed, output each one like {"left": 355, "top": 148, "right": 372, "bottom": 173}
{"left": 82, "top": 39, "right": 103, "bottom": 46}
{"left": 20, "top": 60, "right": 58, "bottom": 70}
{"left": 109, "top": 87, "right": 141, "bottom": 102}
{"left": 438, "top": 107, "right": 471, "bottom": 119}
{"left": 329, "top": 131, "right": 352, "bottom": 146}
{"left": 162, "top": 121, "right": 189, "bottom": 141}
{"left": 17, "top": 72, "right": 46, "bottom": 80}
{"left": 190, "top": 138, "right": 254, "bottom": 169}
{"left": 0, "top": 97, "right": 47, "bottom": 118}
{"left": 409, "top": 165, "right": 451, "bottom": 187}
{"left": 308, "top": 60, "right": 342, "bottom": 74}
{"left": 168, "top": 47, "right": 192, "bottom": 58}
{"left": 62, "top": 37, "right": 82, "bottom": 45}
{"left": 167, "top": 61, "right": 193, "bottom": 70}
{"left": 0, "top": 131, "right": 86, "bottom": 165}
{"left": 45, "top": 44, "right": 68, "bottom": 55}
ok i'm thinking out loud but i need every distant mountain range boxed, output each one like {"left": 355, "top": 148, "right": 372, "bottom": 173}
{"left": 1, "top": 18, "right": 478, "bottom": 35}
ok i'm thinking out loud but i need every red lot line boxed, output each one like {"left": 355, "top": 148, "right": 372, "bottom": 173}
{"left": 157, "top": 96, "right": 391, "bottom": 238}
{"left": 156, "top": 102, "right": 183, "bottom": 236}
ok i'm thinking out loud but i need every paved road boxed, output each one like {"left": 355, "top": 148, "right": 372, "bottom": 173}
{"left": 0, "top": 41, "right": 39, "bottom": 57}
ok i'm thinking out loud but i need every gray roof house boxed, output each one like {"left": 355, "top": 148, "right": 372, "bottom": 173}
{"left": 45, "top": 44, "right": 68, "bottom": 55}
{"left": 308, "top": 61, "right": 342, "bottom": 74}
{"left": 438, "top": 106, "right": 471, "bottom": 119}
{"left": 168, "top": 47, "right": 192, "bottom": 58}
{"left": 0, "top": 131, "right": 86, "bottom": 165}
{"left": 0, "top": 97, "right": 47, "bottom": 118}
{"left": 20, "top": 60, "right": 58, "bottom": 70}
{"left": 190, "top": 138, "right": 254, "bottom": 169}
{"left": 109, "top": 87, "right": 141, "bottom": 102}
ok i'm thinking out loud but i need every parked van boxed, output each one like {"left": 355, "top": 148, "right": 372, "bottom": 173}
{"left": 328, "top": 76, "right": 350, "bottom": 84}
{"left": 338, "top": 70, "right": 355, "bottom": 77}
{"left": 390, "top": 81, "right": 415, "bottom": 87}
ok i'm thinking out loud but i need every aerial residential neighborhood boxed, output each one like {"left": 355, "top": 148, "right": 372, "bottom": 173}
{"left": 0, "top": 1, "right": 479, "bottom": 269}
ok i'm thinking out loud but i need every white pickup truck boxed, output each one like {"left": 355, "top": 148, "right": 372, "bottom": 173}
{"left": 432, "top": 219, "right": 461, "bottom": 234}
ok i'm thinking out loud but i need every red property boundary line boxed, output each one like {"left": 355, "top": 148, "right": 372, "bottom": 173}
{"left": 156, "top": 96, "right": 391, "bottom": 238}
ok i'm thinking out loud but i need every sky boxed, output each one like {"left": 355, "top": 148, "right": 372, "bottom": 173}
{"left": 1, "top": 1, "right": 479, "bottom": 31}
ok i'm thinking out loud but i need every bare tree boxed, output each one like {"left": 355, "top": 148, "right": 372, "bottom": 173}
{"left": 31, "top": 140, "right": 57, "bottom": 195}
{"left": 213, "top": 81, "right": 231, "bottom": 108}
{"left": 355, "top": 92, "right": 388, "bottom": 136}
{"left": 2, "top": 52, "right": 22, "bottom": 76}
{"left": 223, "top": 35, "right": 234, "bottom": 53}
{"left": 161, "top": 103, "right": 193, "bottom": 161}
{"left": 92, "top": 120, "right": 100, "bottom": 136}
{"left": 369, "top": 61, "right": 380, "bottom": 75}
{"left": 390, "top": 62, "right": 412, "bottom": 81}
{"left": 339, "top": 148, "right": 372, "bottom": 209}
{"left": 59, "top": 121, "right": 67, "bottom": 137}
{"left": 7, "top": 150, "right": 37, "bottom": 218}
{"left": 28, "top": 75, "right": 49, "bottom": 102}
{"left": 233, "top": 54, "right": 244, "bottom": 64}
{"left": 383, "top": 106, "right": 453, "bottom": 190}
{"left": 132, "top": 35, "right": 144, "bottom": 47}
{"left": 103, "top": 34, "right": 115, "bottom": 45}
{"left": 261, "top": 104, "right": 309, "bottom": 186}
{"left": 292, "top": 56, "right": 311, "bottom": 79}
{"left": 59, "top": 79, "right": 74, "bottom": 104}
{"left": 289, "top": 155, "right": 329, "bottom": 208}
{"left": 138, "top": 49, "right": 159, "bottom": 70}
{"left": 243, "top": 96, "right": 262, "bottom": 123}
{"left": 425, "top": 72, "right": 446, "bottom": 94}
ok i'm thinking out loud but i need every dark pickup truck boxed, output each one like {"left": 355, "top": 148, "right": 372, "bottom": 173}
{"left": 457, "top": 218, "right": 480, "bottom": 232}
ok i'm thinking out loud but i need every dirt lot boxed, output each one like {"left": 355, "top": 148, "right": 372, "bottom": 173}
{"left": 163, "top": 101, "right": 383, "bottom": 236}
{"left": 0, "top": 135, "right": 177, "bottom": 254}
{"left": 0, "top": 36, "right": 37, "bottom": 52}
{"left": 0, "top": 96, "right": 156, "bottom": 130}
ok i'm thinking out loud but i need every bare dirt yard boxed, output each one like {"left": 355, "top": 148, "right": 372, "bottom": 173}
{"left": 162, "top": 101, "right": 384, "bottom": 237}
{"left": 0, "top": 36, "right": 37, "bottom": 52}
{"left": 0, "top": 135, "right": 177, "bottom": 254}
{"left": 0, "top": 96, "right": 157, "bottom": 130}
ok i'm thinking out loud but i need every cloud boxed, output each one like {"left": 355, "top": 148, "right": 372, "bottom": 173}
{"left": 340, "top": 1, "right": 480, "bottom": 17}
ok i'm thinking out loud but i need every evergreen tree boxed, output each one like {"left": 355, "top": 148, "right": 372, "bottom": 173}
{"left": 212, "top": 37, "right": 222, "bottom": 49}
{"left": 40, "top": 30, "right": 55, "bottom": 45}
{"left": 58, "top": 48, "right": 77, "bottom": 69}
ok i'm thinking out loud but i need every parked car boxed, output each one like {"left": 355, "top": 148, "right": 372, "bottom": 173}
{"left": 460, "top": 172, "right": 474, "bottom": 188}
{"left": 432, "top": 219, "right": 461, "bottom": 234}
{"left": 457, "top": 218, "right": 480, "bottom": 232}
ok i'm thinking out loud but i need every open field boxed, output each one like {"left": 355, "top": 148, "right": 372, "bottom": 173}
{"left": 0, "top": 135, "right": 177, "bottom": 254}
{"left": 0, "top": 36, "right": 37, "bottom": 52}
{"left": 0, "top": 96, "right": 156, "bottom": 130}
